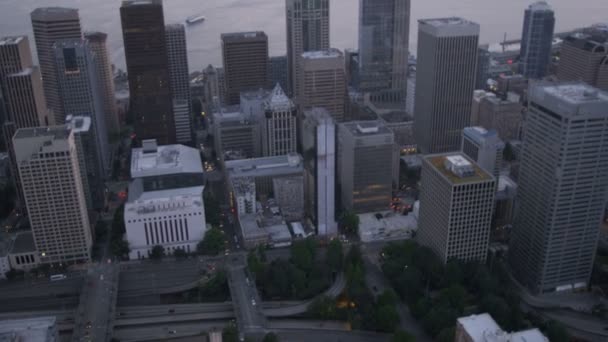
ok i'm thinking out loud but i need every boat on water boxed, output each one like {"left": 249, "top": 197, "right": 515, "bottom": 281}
{"left": 186, "top": 14, "right": 205, "bottom": 25}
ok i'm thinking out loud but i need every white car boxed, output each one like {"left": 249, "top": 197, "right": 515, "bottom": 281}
{"left": 251, "top": 299, "right": 256, "bottom": 306}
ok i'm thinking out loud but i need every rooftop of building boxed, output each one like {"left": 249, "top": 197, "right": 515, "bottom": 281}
{"left": 419, "top": 17, "right": 477, "bottom": 28}
{"left": 358, "top": 210, "right": 418, "bottom": 243}
{"left": 458, "top": 313, "right": 548, "bottom": 342}
{"left": 226, "top": 153, "right": 303, "bottom": 179}
{"left": 301, "top": 48, "right": 343, "bottom": 59}
{"left": 10, "top": 232, "right": 36, "bottom": 255}
{"left": 121, "top": 0, "right": 162, "bottom": 7}
{"left": 13, "top": 126, "right": 70, "bottom": 141}
{"left": 426, "top": 153, "right": 493, "bottom": 184}
{"left": 564, "top": 33, "right": 607, "bottom": 51}
{"left": 30, "top": 7, "right": 79, "bottom": 21}
{"left": 131, "top": 139, "right": 203, "bottom": 178}
{"left": 531, "top": 82, "right": 608, "bottom": 116}
{"left": 221, "top": 31, "right": 267, "bottom": 42}
{"left": 231, "top": 177, "right": 256, "bottom": 195}
{"left": 528, "top": 1, "right": 553, "bottom": 12}
{"left": 463, "top": 127, "right": 505, "bottom": 148}
{"left": 65, "top": 115, "right": 91, "bottom": 133}
{"left": 83, "top": 31, "right": 107, "bottom": 41}
{"left": 340, "top": 120, "right": 393, "bottom": 136}
{"left": 265, "top": 83, "right": 294, "bottom": 110}
{"left": 303, "top": 107, "right": 335, "bottom": 125}
{"left": 0, "top": 317, "right": 56, "bottom": 342}
{"left": 126, "top": 184, "right": 205, "bottom": 214}
{"left": 0, "top": 36, "right": 25, "bottom": 46}
{"left": 240, "top": 88, "right": 271, "bottom": 101}
{"left": 165, "top": 23, "right": 185, "bottom": 31}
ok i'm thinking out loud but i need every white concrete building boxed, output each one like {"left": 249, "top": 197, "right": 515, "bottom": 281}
{"left": 13, "top": 126, "right": 92, "bottom": 264}
{"left": 302, "top": 108, "right": 337, "bottom": 236}
{"left": 124, "top": 140, "right": 206, "bottom": 259}
{"left": 0, "top": 317, "right": 58, "bottom": 342}
{"left": 456, "top": 313, "right": 547, "bottom": 342}
{"left": 461, "top": 126, "right": 504, "bottom": 179}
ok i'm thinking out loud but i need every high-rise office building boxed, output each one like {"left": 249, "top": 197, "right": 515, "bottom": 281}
{"left": 120, "top": 0, "right": 174, "bottom": 145}
{"left": 66, "top": 115, "right": 104, "bottom": 212}
{"left": 84, "top": 32, "right": 120, "bottom": 134}
{"left": 166, "top": 24, "right": 192, "bottom": 144}
{"left": 358, "top": 0, "right": 410, "bottom": 96}
{"left": 302, "top": 108, "right": 336, "bottom": 236}
{"left": 262, "top": 84, "right": 297, "bottom": 156}
{"left": 0, "top": 36, "right": 49, "bottom": 213}
{"left": 54, "top": 39, "right": 109, "bottom": 177}
{"left": 557, "top": 34, "right": 608, "bottom": 91}
{"left": 461, "top": 127, "right": 504, "bottom": 179}
{"left": 31, "top": 7, "right": 82, "bottom": 124}
{"left": 476, "top": 45, "right": 490, "bottom": 90}
{"left": 13, "top": 126, "right": 92, "bottom": 264}
{"left": 298, "top": 49, "right": 346, "bottom": 122}
{"left": 337, "top": 121, "right": 394, "bottom": 213}
{"left": 269, "top": 55, "right": 289, "bottom": 94}
{"left": 418, "top": 153, "right": 495, "bottom": 264}
{"left": 518, "top": 1, "right": 555, "bottom": 79}
{"left": 286, "top": 0, "right": 330, "bottom": 97}
{"left": 414, "top": 18, "right": 479, "bottom": 154}
{"left": 221, "top": 32, "right": 269, "bottom": 105}
{"left": 509, "top": 83, "right": 608, "bottom": 294}
{"left": 0, "top": 36, "right": 49, "bottom": 129}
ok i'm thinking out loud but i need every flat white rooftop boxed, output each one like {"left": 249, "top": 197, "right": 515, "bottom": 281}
{"left": 131, "top": 143, "right": 203, "bottom": 178}
{"left": 419, "top": 17, "right": 480, "bottom": 37}
{"left": 542, "top": 83, "right": 608, "bottom": 104}
{"left": 457, "top": 313, "right": 502, "bottom": 341}
{"left": 530, "top": 82, "right": 608, "bottom": 118}
{"left": 226, "top": 153, "right": 303, "bottom": 179}
{"left": 420, "top": 17, "right": 475, "bottom": 27}
{"left": 0, "top": 36, "right": 24, "bottom": 45}
{"left": 0, "top": 316, "right": 56, "bottom": 342}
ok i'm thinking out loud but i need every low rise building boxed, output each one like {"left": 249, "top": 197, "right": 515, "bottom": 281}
{"left": 124, "top": 140, "right": 206, "bottom": 259}
{"left": 0, "top": 317, "right": 58, "bottom": 342}
{"left": 456, "top": 313, "right": 547, "bottom": 342}
{"left": 358, "top": 211, "right": 418, "bottom": 243}
{"left": 8, "top": 231, "right": 39, "bottom": 271}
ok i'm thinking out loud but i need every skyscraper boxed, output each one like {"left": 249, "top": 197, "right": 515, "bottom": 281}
{"left": 54, "top": 39, "right": 109, "bottom": 177}
{"left": 557, "top": 34, "right": 608, "bottom": 91}
{"left": 269, "top": 55, "right": 289, "bottom": 94}
{"left": 302, "top": 108, "right": 336, "bottom": 236}
{"left": 461, "top": 127, "right": 504, "bottom": 180}
{"left": 286, "top": 0, "right": 330, "bottom": 97}
{"left": 13, "top": 126, "right": 92, "bottom": 264}
{"left": 221, "top": 31, "right": 269, "bottom": 105}
{"left": 298, "top": 49, "right": 346, "bottom": 122}
{"left": 30, "top": 7, "right": 82, "bottom": 124}
{"left": 120, "top": 0, "right": 175, "bottom": 145}
{"left": 166, "top": 24, "right": 192, "bottom": 144}
{"left": 262, "top": 84, "right": 297, "bottom": 156}
{"left": 337, "top": 121, "right": 394, "bottom": 213}
{"left": 84, "top": 32, "right": 120, "bottom": 134}
{"left": 418, "top": 153, "right": 495, "bottom": 264}
{"left": 358, "top": 0, "right": 410, "bottom": 97}
{"left": 414, "top": 18, "right": 479, "bottom": 154}
{"left": 0, "top": 36, "right": 49, "bottom": 213}
{"left": 518, "top": 1, "right": 555, "bottom": 79}
{"left": 509, "top": 83, "right": 608, "bottom": 294}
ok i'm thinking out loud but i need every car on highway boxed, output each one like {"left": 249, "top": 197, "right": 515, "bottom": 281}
{"left": 168, "top": 309, "right": 175, "bottom": 313}
{"left": 85, "top": 321, "right": 92, "bottom": 329}
{"left": 251, "top": 299, "right": 256, "bottom": 306}
{"left": 169, "top": 330, "right": 177, "bottom": 334}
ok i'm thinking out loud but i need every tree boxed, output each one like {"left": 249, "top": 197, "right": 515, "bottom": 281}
{"left": 204, "top": 192, "right": 221, "bottom": 227}
{"left": 197, "top": 228, "right": 225, "bottom": 255}
{"left": 326, "top": 239, "right": 343, "bottom": 273}
{"left": 150, "top": 245, "right": 165, "bottom": 260}
{"left": 111, "top": 239, "right": 130, "bottom": 258}
{"left": 544, "top": 320, "right": 570, "bottom": 342}
{"left": 291, "top": 239, "right": 314, "bottom": 273}
{"left": 374, "top": 304, "right": 400, "bottom": 332}
{"left": 262, "top": 332, "right": 279, "bottom": 342}
{"left": 247, "top": 250, "right": 264, "bottom": 278}
{"left": 436, "top": 327, "right": 455, "bottom": 342}
{"left": 222, "top": 324, "right": 239, "bottom": 342}
{"left": 339, "top": 211, "right": 360, "bottom": 234}
{"left": 173, "top": 248, "right": 188, "bottom": 259}
{"left": 95, "top": 221, "right": 108, "bottom": 240}
{"left": 391, "top": 330, "right": 415, "bottom": 342}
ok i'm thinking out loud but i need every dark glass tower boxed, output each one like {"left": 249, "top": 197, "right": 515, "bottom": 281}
{"left": 120, "top": 0, "right": 175, "bottom": 145}
{"left": 518, "top": 1, "right": 555, "bottom": 79}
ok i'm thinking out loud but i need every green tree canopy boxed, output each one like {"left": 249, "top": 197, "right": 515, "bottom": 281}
{"left": 339, "top": 211, "right": 360, "bottom": 234}
{"left": 197, "top": 228, "right": 225, "bottom": 255}
{"left": 391, "top": 330, "right": 415, "bottom": 342}
{"left": 150, "top": 245, "right": 165, "bottom": 260}
{"left": 262, "top": 332, "right": 279, "bottom": 342}
{"left": 326, "top": 239, "right": 344, "bottom": 273}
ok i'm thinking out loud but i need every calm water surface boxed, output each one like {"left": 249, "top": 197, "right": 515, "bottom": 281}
{"left": 0, "top": 0, "right": 606, "bottom": 71}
